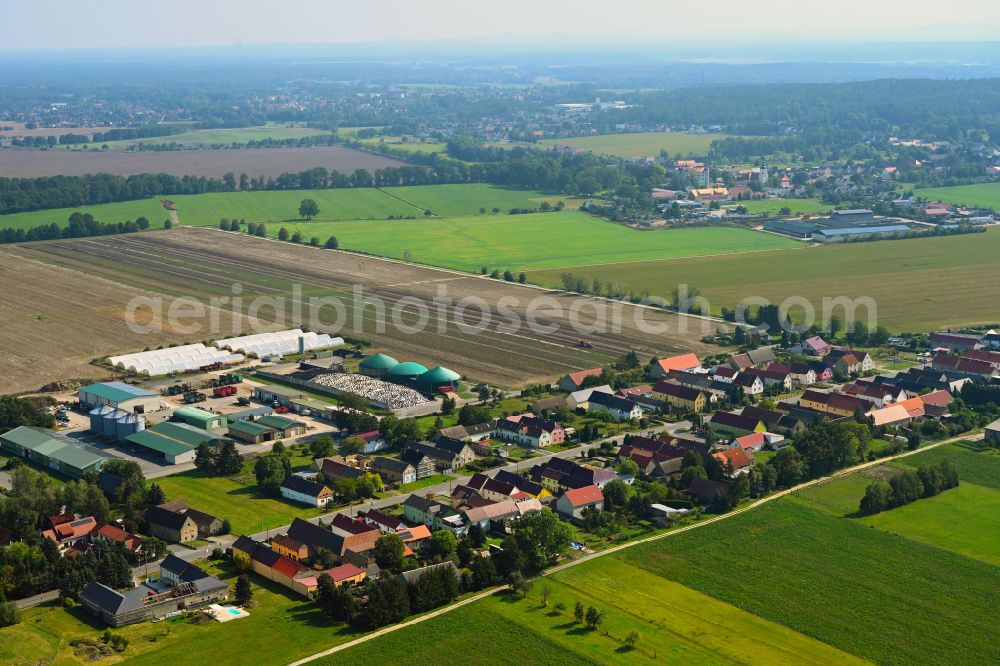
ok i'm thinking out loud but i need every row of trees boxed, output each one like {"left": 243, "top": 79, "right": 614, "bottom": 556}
{"left": 0, "top": 211, "right": 155, "bottom": 245}
{"left": 859, "top": 460, "right": 959, "bottom": 515}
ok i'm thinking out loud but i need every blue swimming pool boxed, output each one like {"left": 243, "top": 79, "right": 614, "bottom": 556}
{"left": 227, "top": 608, "right": 241, "bottom": 615}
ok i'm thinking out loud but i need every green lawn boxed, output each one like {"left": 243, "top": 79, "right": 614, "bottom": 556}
{"left": 358, "top": 136, "right": 446, "bottom": 155}
{"left": 532, "top": 226, "right": 1000, "bottom": 331}
{"left": 397, "top": 473, "right": 455, "bottom": 493}
{"left": 917, "top": 183, "right": 1000, "bottom": 209}
{"left": 893, "top": 441, "right": 1000, "bottom": 490}
{"left": 376, "top": 183, "right": 559, "bottom": 217}
{"left": 540, "top": 132, "right": 729, "bottom": 158}
{"left": 327, "top": 558, "right": 864, "bottom": 666}
{"left": 272, "top": 211, "right": 801, "bottom": 272}
{"left": 0, "top": 198, "right": 175, "bottom": 231}
{"left": 616, "top": 500, "right": 1000, "bottom": 665}
{"left": 0, "top": 560, "right": 363, "bottom": 666}
{"left": 155, "top": 469, "right": 326, "bottom": 536}
{"left": 731, "top": 198, "right": 830, "bottom": 216}
{"left": 859, "top": 482, "right": 1000, "bottom": 565}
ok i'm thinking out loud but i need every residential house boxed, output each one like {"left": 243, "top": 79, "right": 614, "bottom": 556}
{"left": 399, "top": 448, "right": 437, "bottom": 479}
{"left": 372, "top": 456, "right": 417, "bottom": 485}
{"left": 92, "top": 523, "right": 142, "bottom": 555}
{"left": 729, "top": 348, "right": 777, "bottom": 371}
{"left": 586, "top": 391, "right": 644, "bottom": 421}
{"left": 491, "top": 469, "right": 551, "bottom": 499}
{"left": 494, "top": 414, "right": 565, "bottom": 448}
{"left": 734, "top": 372, "right": 765, "bottom": 397}
{"left": 709, "top": 411, "right": 766, "bottom": 438}
{"left": 362, "top": 509, "right": 406, "bottom": 534}
{"left": 744, "top": 366, "right": 792, "bottom": 392}
{"left": 843, "top": 381, "right": 904, "bottom": 407}
{"left": 402, "top": 494, "right": 463, "bottom": 532}
{"left": 652, "top": 381, "right": 707, "bottom": 412}
{"left": 352, "top": 431, "right": 390, "bottom": 454}
{"left": 556, "top": 486, "right": 605, "bottom": 522}
{"left": 986, "top": 418, "right": 1000, "bottom": 447}
{"left": 802, "top": 336, "right": 831, "bottom": 356}
{"left": 284, "top": 517, "right": 381, "bottom": 563}
{"left": 280, "top": 475, "right": 334, "bottom": 507}
{"left": 728, "top": 432, "right": 783, "bottom": 452}
{"left": 931, "top": 353, "right": 1000, "bottom": 380}
{"left": 530, "top": 458, "right": 617, "bottom": 492}
{"left": 80, "top": 557, "right": 227, "bottom": 627}
{"left": 712, "top": 366, "right": 739, "bottom": 383}
{"left": 271, "top": 533, "right": 310, "bottom": 561}
{"left": 647, "top": 353, "right": 702, "bottom": 379}
{"left": 827, "top": 348, "right": 873, "bottom": 374}
{"left": 807, "top": 361, "right": 835, "bottom": 383}
{"left": 153, "top": 500, "right": 224, "bottom": 539}
{"left": 616, "top": 385, "right": 652, "bottom": 399}
{"left": 713, "top": 448, "right": 755, "bottom": 475}
{"left": 143, "top": 505, "right": 198, "bottom": 543}
{"left": 403, "top": 439, "right": 474, "bottom": 472}
{"left": 557, "top": 368, "right": 604, "bottom": 392}
{"left": 568, "top": 385, "right": 614, "bottom": 409}
{"left": 684, "top": 477, "right": 729, "bottom": 505}
{"left": 786, "top": 363, "right": 817, "bottom": 387}
{"left": 41, "top": 515, "right": 97, "bottom": 551}
{"left": 315, "top": 456, "right": 365, "bottom": 485}
{"left": 464, "top": 498, "right": 541, "bottom": 532}
{"left": 799, "top": 390, "right": 868, "bottom": 417}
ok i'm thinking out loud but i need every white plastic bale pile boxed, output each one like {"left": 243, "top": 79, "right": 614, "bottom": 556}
{"left": 310, "top": 373, "right": 431, "bottom": 409}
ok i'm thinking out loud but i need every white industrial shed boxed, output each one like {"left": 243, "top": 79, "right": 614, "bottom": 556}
{"left": 109, "top": 344, "right": 244, "bottom": 376}
{"left": 213, "top": 329, "right": 343, "bottom": 358}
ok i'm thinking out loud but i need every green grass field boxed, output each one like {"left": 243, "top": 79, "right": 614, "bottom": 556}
{"left": 540, "top": 132, "right": 728, "bottom": 158}
{"left": 357, "top": 136, "right": 446, "bottom": 155}
{"left": 0, "top": 184, "right": 551, "bottom": 231}
{"left": 532, "top": 226, "right": 1000, "bottom": 331}
{"left": 917, "top": 183, "right": 1000, "bottom": 209}
{"left": 616, "top": 500, "right": 1000, "bottom": 665}
{"left": 0, "top": 560, "right": 363, "bottom": 666}
{"left": 893, "top": 442, "right": 1000, "bottom": 489}
{"left": 155, "top": 469, "right": 327, "bottom": 536}
{"left": 859, "top": 482, "right": 1000, "bottom": 565}
{"left": 731, "top": 198, "right": 830, "bottom": 215}
{"left": 273, "top": 212, "right": 801, "bottom": 272}
{"left": 327, "top": 558, "right": 864, "bottom": 666}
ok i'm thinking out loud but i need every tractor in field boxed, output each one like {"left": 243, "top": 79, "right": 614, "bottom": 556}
{"left": 577, "top": 339, "right": 594, "bottom": 349}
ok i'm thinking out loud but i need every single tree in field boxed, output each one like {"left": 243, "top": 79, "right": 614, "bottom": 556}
{"left": 299, "top": 199, "right": 320, "bottom": 220}
{"left": 573, "top": 600, "right": 585, "bottom": 624}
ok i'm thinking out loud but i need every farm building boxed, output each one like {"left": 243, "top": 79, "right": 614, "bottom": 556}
{"left": 108, "top": 344, "right": 243, "bottom": 376}
{"left": 289, "top": 398, "right": 336, "bottom": 419}
{"left": 214, "top": 329, "right": 343, "bottom": 358}
{"left": 173, "top": 407, "right": 227, "bottom": 430}
{"left": 986, "top": 418, "right": 1000, "bottom": 447}
{"left": 0, "top": 426, "right": 113, "bottom": 478}
{"left": 417, "top": 366, "right": 461, "bottom": 392}
{"left": 226, "top": 406, "right": 275, "bottom": 422}
{"left": 255, "top": 414, "right": 306, "bottom": 438}
{"left": 227, "top": 419, "right": 279, "bottom": 444}
{"left": 253, "top": 384, "right": 307, "bottom": 406}
{"left": 387, "top": 361, "right": 429, "bottom": 385}
{"left": 811, "top": 225, "right": 910, "bottom": 242}
{"left": 762, "top": 219, "right": 820, "bottom": 239}
{"left": 88, "top": 406, "right": 145, "bottom": 441}
{"left": 359, "top": 353, "right": 399, "bottom": 379}
{"left": 125, "top": 422, "right": 225, "bottom": 464}
{"left": 79, "top": 382, "right": 160, "bottom": 413}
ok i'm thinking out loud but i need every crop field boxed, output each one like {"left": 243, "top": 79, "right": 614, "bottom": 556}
{"left": 531, "top": 226, "right": 1000, "bottom": 331}
{"left": 0, "top": 184, "right": 558, "bottom": 232}
{"left": 8, "top": 228, "right": 720, "bottom": 388}
{"left": 730, "top": 197, "right": 830, "bottom": 215}
{"left": 540, "top": 131, "right": 729, "bottom": 158}
{"left": 917, "top": 182, "right": 1000, "bottom": 209}
{"left": 616, "top": 500, "right": 1000, "bottom": 665}
{"left": 0, "top": 250, "right": 251, "bottom": 393}
{"left": 95, "top": 124, "right": 331, "bottom": 150}
{"left": 0, "top": 145, "right": 404, "bottom": 178}
{"left": 272, "top": 212, "right": 801, "bottom": 273}
{"left": 0, "top": 560, "right": 365, "bottom": 666}
{"left": 327, "top": 558, "right": 863, "bottom": 665}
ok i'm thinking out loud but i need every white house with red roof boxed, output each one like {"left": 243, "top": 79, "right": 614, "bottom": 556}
{"left": 556, "top": 485, "right": 604, "bottom": 521}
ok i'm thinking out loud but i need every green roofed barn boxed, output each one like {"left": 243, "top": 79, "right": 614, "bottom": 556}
{"left": 0, "top": 426, "right": 113, "bottom": 478}
{"left": 387, "top": 361, "right": 428, "bottom": 384}
{"left": 359, "top": 353, "right": 399, "bottom": 378}
{"left": 173, "top": 407, "right": 227, "bottom": 430}
{"left": 417, "top": 366, "right": 461, "bottom": 392}
{"left": 79, "top": 381, "right": 160, "bottom": 414}
{"left": 125, "top": 422, "right": 224, "bottom": 464}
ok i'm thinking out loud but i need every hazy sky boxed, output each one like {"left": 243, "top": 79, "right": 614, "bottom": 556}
{"left": 2, "top": 0, "right": 999, "bottom": 50}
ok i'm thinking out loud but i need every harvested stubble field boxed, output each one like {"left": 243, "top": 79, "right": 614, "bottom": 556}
{"left": 8, "top": 228, "right": 720, "bottom": 388}
{"left": 531, "top": 226, "right": 1000, "bottom": 332}
{"left": 0, "top": 250, "right": 260, "bottom": 393}
{"left": 0, "top": 144, "right": 404, "bottom": 178}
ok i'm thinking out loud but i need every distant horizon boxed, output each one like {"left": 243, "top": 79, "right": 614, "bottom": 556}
{"left": 2, "top": 0, "right": 1000, "bottom": 52}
